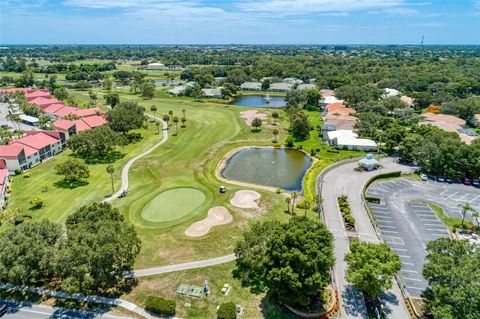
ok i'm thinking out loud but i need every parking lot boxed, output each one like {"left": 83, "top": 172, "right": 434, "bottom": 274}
{"left": 366, "top": 177, "right": 480, "bottom": 297}
{"left": 0, "top": 102, "right": 40, "bottom": 132}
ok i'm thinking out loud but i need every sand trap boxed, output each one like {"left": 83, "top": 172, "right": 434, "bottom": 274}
{"left": 240, "top": 110, "right": 267, "bottom": 126}
{"left": 185, "top": 206, "right": 233, "bottom": 237}
{"left": 230, "top": 190, "right": 261, "bottom": 209}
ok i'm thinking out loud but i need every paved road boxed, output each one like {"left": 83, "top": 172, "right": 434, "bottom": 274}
{"left": 1, "top": 300, "right": 132, "bottom": 319}
{"left": 0, "top": 284, "right": 156, "bottom": 319}
{"left": 133, "top": 254, "right": 236, "bottom": 277}
{"left": 320, "top": 158, "right": 413, "bottom": 319}
{"left": 104, "top": 114, "right": 168, "bottom": 203}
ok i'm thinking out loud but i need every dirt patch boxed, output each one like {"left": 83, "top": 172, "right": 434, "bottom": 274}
{"left": 240, "top": 110, "right": 267, "bottom": 126}
{"left": 185, "top": 206, "right": 233, "bottom": 237}
{"left": 230, "top": 190, "right": 261, "bottom": 209}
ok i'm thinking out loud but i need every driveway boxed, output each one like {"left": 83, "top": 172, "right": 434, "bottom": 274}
{"left": 320, "top": 158, "right": 413, "bottom": 319}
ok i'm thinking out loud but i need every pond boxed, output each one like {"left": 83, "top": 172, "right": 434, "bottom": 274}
{"left": 230, "top": 95, "right": 287, "bottom": 108}
{"left": 221, "top": 148, "right": 312, "bottom": 191}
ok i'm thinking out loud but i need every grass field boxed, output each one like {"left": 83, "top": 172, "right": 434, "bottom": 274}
{"left": 138, "top": 187, "right": 207, "bottom": 225}
{"left": 121, "top": 262, "right": 295, "bottom": 319}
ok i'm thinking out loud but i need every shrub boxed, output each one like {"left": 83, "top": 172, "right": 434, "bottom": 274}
{"left": 145, "top": 296, "right": 176, "bottom": 316}
{"left": 30, "top": 196, "right": 44, "bottom": 209}
{"left": 23, "top": 172, "right": 31, "bottom": 178}
{"left": 217, "top": 302, "right": 237, "bottom": 319}
{"left": 276, "top": 188, "right": 282, "bottom": 194}
{"left": 285, "top": 137, "right": 294, "bottom": 147}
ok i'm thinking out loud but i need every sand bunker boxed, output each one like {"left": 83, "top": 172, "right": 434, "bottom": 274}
{"left": 185, "top": 206, "right": 233, "bottom": 237}
{"left": 230, "top": 190, "right": 261, "bottom": 209}
{"left": 240, "top": 110, "right": 267, "bottom": 126}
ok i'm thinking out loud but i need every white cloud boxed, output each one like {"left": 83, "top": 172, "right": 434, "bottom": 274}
{"left": 237, "top": 0, "right": 411, "bottom": 16}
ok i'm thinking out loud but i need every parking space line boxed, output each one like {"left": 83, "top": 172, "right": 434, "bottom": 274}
{"left": 424, "top": 223, "right": 443, "bottom": 226}
{"left": 404, "top": 277, "right": 422, "bottom": 282}
{"left": 402, "top": 262, "right": 415, "bottom": 266}
{"left": 380, "top": 225, "right": 397, "bottom": 229}
{"left": 420, "top": 218, "right": 437, "bottom": 221}
{"left": 377, "top": 220, "right": 394, "bottom": 224}
{"left": 406, "top": 286, "right": 425, "bottom": 291}
{"left": 393, "top": 248, "right": 408, "bottom": 251}
{"left": 398, "top": 255, "right": 412, "bottom": 258}
{"left": 382, "top": 230, "right": 400, "bottom": 234}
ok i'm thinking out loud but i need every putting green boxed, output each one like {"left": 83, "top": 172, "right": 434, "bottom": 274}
{"left": 140, "top": 188, "right": 206, "bottom": 223}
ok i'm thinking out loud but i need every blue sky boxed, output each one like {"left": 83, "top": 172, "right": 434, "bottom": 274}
{"left": 1, "top": 0, "right": 479, "bottom": 44}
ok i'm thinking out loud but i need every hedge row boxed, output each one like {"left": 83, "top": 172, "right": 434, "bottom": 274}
{"left": 338, "top": 195, "right": 356, "bottom": 231}
{"left": 145, "top": 295, "right": 176, "bottom": 316}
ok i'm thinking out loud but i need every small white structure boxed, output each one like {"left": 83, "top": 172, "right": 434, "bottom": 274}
{"left": 240, "top": 82, "right": 262, "bottom": 91}
{"left": 269, "top": 82, "right": 293, "bottom": 92}
{"left": 282, "top": 78, "right": 303, "bottom": 85}
{"left": 146, "top": 63, "right": 165, "bottom": 70}
{"left": 202, "top": 88, "right": 223, "bottom": 98}
{"left": 19, "top": 114, "right": 39, "bottom": 126}
{"left": 168, "top": 82, "right": 195, "bottom": 96}
{"left": 327, "top": 130, "right": 377, "bottom": 151}
{"left": 358, "top": 154, "right": 380, "bottom": 171}
{"left": 382, "top": 88, "right": 401, "bottom": 99}
{"left": 297, "top": 83, "right": 316, "bottom": 90}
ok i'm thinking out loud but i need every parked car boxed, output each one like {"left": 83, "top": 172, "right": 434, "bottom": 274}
{"left": 118, "top": 190, "right": 128, "bottom": 198}
{"left": 436, "top": 176, "right": 445, "bottom": 182}
{"left": 219, "top": 186, "right": 226, "bottom": 193}
{"left": 420, "top": 174, "right": 428, "bottom": 181}
{"left": 464, "top": 178, "right": 472, "bottom": 185}
{"left": 446, "top": 177, "right": 453, "bottom": 184}
{"left": 472, "top": 179, "right": 480, "bottom": 187}
{"left": 0, "top": 304, "right": 8, "bottom": 317}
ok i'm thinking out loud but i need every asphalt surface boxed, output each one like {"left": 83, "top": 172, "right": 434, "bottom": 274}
{"left": 320, "top": 158, "right": 413, "bottom": 319}
{"left": 366, "top": 177, "right": 479, "bottom": 297}
{"left": 0, "top": 300, "right": 132, "bottom": 319}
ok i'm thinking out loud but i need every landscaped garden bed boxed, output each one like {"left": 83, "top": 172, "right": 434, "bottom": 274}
{"left": 337, "top": 195, "right": 356, "bottom": 231}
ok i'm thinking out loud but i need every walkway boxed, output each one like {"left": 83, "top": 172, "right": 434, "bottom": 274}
{"left": 105, "top": 114, "right": 168, "bottom": 202}
{"left": 319, "top": 158, "right": 413, "bottom": 319}
{"left": 133, "top": 254, "right": 236, "bottom": 277}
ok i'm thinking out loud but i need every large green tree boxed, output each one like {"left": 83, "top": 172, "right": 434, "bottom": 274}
{"left": 422, "top": 238, "right": 480, "bottom": 319}
{"left": 68, "top": 125, "right": 122, "bottom": 160}
{"left": 234, "top": 216, "right": 334, "bottom": 308}
{"left": 107, "top": 101, "right": 145, "bottom": 134}
{"left": 55, "top": 158, "right": 90, "bottom": 184}
{"left": 0, "top": 220, "right": 62, "bottom": 286}
{"left": 57, "top": 202, "right": 141, "bottom": 294}
{"left": 345, "top": 241, "right": 401, "bottom": 300}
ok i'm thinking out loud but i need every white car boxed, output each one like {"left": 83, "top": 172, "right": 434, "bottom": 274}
{"left": 420, "top": 174, "right": 428, "bottom": 181}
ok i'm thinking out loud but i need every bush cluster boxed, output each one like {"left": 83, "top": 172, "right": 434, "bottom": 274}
{"left": 217, "top": 302, "right": 237, "bottom": 319}
{"left": 145, "top": 296, "right": 176, "bottom": 316}
{"left": 338, "top": 196, "right": 355, "bottom": 231}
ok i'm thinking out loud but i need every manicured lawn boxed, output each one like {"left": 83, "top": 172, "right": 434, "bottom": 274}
{"left": 138, "top": 187, "right": 207, "bottom": 225}
{"left": 121, "top": 262, "right": 295, "bottom": 319}
{"left": 3, "top": 127, "right": 161, "bottom": 226}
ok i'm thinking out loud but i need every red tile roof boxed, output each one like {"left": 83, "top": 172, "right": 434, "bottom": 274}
{"left": 53, "top": 106, "right": 79, "bottom": 117}
{"left": 73, "top": 119, "right": 91, "bottom": 132}
{"left": 43, "top": 103, "right": 66, "bottom": 114}
{"left": 0, "top": 159, "right": 6, "bottom": 169}
{"left": 0, "top": 144, "right": 24, "bottom": 159}
{"left": 81, "top": 115, "right": 107, "bottom": 128}
{"left": 73, "top": 108, "right": 101, "bottom": 118}
{"left": 11, "top": 142, "right": 37, "bottom": 157}
{"left": 14, "top": 132, "right": 60, "bottom": 150}
{"left": 2, "top": 87, "right": 34, "bottom": 94}
{"left": 53, "top": 119, "right": 76, "bottom": 131}
{"left": 26, "top": 90, "right": 51, "bottom": 101}
{"left": 29, "top": 97, "right": 61, "bottom": 109}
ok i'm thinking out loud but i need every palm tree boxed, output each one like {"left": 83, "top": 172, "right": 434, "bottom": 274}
{"left": 303, "top": 199, "right": 311, "bottom": 216}
{"left": 162, "top": 114, "right": 170, "bottom": 128}
{"left": 173, "top": 116, "right": 179, "bottom": 135}
{"left": 272, "top": 128, "right": 279, "bottom": 143}
{"left": 106, "top": 165, "right": 115, "bottom": 194}
{"left": 291, "top": 192, "right": 298, "bottom": 214}
{"left": 182, "top": 108, "right": 186, "bottom": 119}
{"left": 150, "top": 105, "right": 157, "bottom": 120}
{"left": 458, "top": 203, "right": 475, "bottom": 228}
{"left": 168, "top": 110, "right": 173, "bottom": 124}
{"left": 272, "top": 111, "right": 279, "bottom": 125}
{"left": 285, "top": 196, "right": 291, "bottom": 213}
{"left": 181, "top": 116, "right": 187, "bottom": 128}
{"left": 155, "top": 121, "right": 161, "bottom": 134}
